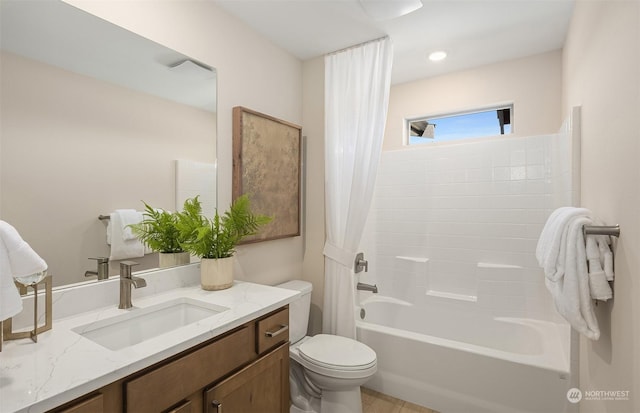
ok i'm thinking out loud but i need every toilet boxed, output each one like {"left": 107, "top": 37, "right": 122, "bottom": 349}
{"left": 277, "top": 280, "right": 377, "bottom": 413}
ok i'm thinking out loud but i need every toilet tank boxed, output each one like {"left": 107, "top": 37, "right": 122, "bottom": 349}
{"left": 276, "top": 280, "right": 312, "bottom": 344}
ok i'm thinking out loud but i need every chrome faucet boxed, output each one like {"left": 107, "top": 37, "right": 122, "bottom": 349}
{"left": 119, "top": 261, "right": 146, "bottom": 309}
{"left": 356, "top": 282, "right": 378, "bottom": 293}
{"left": 85, "top": 257, "right": 110, "bottom": 280}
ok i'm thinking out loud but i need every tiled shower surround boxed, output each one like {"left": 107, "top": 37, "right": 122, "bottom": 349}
{"left": 360, "top": 132, "right": 573, "bottom": 322}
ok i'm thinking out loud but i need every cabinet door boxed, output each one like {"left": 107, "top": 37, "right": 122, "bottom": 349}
{"left": 205, "top": 343, "right": 289, "bottom": 413}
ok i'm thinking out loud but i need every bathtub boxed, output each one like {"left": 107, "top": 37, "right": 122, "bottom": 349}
{"left": 356, "top": 296, "right": 574, "bottom": 413}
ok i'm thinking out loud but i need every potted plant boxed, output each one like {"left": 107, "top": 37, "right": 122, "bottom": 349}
{"left": 177, "top": 195, "right": 271, "bottom": 290}
{"left": 130, "top": 202, "right": 190, "bottom": 268}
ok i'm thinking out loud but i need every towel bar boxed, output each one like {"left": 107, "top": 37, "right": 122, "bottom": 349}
{"left": 98, "top": 215, "right": 110, "bottom": 221}
{"left": 583, "top": 225, "right": 620, "bottom": 237}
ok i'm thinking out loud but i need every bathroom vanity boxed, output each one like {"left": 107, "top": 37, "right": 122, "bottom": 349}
{"left": 53, "top": 307, "right": 289, "bottom": 413}
{"left": 0, "top": 265, "right": 297, "bottom": 413}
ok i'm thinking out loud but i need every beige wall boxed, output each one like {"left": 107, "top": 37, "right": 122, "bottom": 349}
{"left": 57, "top": 0, "right": 304, "bottom": 286}
{"left": 0, "top": 51, "right": 215, "bottom": 286}
{"left": 563, "top": 1, "right": 640, "bottom": 412}
{"left": 384, "top": 50, "right": 563, "bottom": 150}
{"left": 302, "top": 56, "right": 325, "bottom": 334}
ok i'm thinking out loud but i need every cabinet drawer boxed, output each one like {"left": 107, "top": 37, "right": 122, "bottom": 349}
{"left": 256, "top": 307, "right": 289, "bottom": 354}
{"left": 57, "top": 393, "right": 103, "bottom": 413}
{"left": 125, "top": 325, "right": 255, "bottom": 413}
{"left": 166, "top": 399, "right": 192, "bottom": 413}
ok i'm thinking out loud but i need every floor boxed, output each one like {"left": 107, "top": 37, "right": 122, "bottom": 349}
{"left": 362, "top": 388, "right": 439, "bottom": 413}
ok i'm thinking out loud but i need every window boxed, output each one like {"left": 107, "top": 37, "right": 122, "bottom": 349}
{"left": 407, "top": 105, "right": 513, "bottom": 145}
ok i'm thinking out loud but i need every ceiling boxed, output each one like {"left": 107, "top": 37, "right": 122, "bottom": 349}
{"left": 212, "top": 0, "right": 575, "bottom": 85}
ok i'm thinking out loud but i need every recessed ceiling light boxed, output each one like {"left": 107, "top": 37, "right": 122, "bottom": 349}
{"left": 428, "top": 51, "right": 447, "bottom": 62}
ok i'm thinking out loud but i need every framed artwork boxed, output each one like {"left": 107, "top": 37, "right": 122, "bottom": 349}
{"left": 232, "top": 106, "right": 302, "bottom": 243}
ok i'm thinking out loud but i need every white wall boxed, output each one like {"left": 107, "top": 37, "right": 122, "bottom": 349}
{"left": 385, "top": 50, "right": 563, "bottom": 150}
{"left": 563, "top": 1, "right": 640, "bottom": 412}
{"left": 59, "top": 0, "right": 304, "bottom": 286}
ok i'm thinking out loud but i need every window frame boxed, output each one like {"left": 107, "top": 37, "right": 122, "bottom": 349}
{"left": 404, "top": 103, "right": 514, "bottom": 146}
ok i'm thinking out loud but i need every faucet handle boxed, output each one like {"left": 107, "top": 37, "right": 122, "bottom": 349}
{"left": 354, "top": 252, "right": 368, "bottom": 273}
{"left": 89, "top": 257, "right": 109, "bottom": 264}
{"left": 119, "top": 261, "right": 139, "bottom": 277}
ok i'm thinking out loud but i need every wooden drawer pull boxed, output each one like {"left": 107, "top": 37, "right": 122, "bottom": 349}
{"left": 265, "top": 324, "right": 288, "bottom": 338}
{"left": 211, "top": 400, "right": 222, "bottom": 412}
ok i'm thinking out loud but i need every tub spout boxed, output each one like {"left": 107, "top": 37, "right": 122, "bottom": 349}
{"left": 357, "top": 282, "right": 378, "bottom": 293}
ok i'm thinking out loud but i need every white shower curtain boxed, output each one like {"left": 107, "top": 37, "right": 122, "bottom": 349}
{"left": 323, "top": 37, "right": 393, "bottom": 338}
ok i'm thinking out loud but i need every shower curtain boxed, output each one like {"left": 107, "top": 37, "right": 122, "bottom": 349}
{"left": 323, "top": 37, "right": 393, "bottom": 338}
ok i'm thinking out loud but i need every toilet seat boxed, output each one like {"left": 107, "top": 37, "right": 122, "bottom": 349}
{"left": 295, "top": 334, "right": 377, "bottom": 379}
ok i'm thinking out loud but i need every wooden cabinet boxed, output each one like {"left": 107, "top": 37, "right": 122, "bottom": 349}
{"left": 48, "top": 306, "right": 289, "bottom": 413}
{"left": 205, "top": 343, "right": 289, "bottom": 413}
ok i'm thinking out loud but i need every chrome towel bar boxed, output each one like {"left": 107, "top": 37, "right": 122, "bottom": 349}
{"left": 583, "top": 225, "right": 620, "bottom": 237}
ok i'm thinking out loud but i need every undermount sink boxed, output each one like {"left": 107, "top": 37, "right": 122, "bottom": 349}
{"left": 72, "top": 297, "right": 229, "bottom": 351}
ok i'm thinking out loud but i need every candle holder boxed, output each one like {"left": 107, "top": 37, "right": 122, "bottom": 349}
{"left": 1, "top": 274, "right": 52, "bottom": 347}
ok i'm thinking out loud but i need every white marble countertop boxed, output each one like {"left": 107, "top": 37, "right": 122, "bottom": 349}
{"left": 0, "top": 275, "right": 298, "bottom": 413}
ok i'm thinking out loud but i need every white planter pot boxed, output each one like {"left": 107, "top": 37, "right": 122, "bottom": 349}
{"left": 158, "top": 252, "right": 190, "bottom": 268}
{"left": 200, "top": 257, "right": 234, "bottom": 291}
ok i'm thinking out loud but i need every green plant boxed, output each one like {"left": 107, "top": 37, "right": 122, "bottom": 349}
{"left": 129, "top": 202, "right": 185, "bottom": 253}
{"left": 177, "top": 195, "right": 272, "bottom": 259}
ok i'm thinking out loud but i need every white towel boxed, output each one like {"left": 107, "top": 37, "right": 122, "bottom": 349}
{"left": 0, "top": 241, "right": 22, "bottom": 321}
{"left": 586, "top": 236, "right": 613, "bottom": 301}
{"left": 115, "top": 209, "right": 143, "bottom": 240}
{"left": 0, "top": 221, "right": 48, "bottom": 321}
{"left": 596, "top": 235, "right": 615, "bottom": 281}
{"left": 109, "top": 212, "right": 145, "bottom": 260}
{"left": 536, "top": 207, "right": 590, "bottom": 281}
{"left": 537, "top": 208, "right": 600, "bottom": 340}
{"left": 543, "top": 215, "right": 600, "bottom": 340}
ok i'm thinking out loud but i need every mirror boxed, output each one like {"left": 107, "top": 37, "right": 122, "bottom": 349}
{"left": 0, "top": 1, "right": 217, "bottom": 287}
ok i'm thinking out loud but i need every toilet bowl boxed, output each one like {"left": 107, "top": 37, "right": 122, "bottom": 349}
{"left": 277, "top": 280, "right": 377, "bottom": 413}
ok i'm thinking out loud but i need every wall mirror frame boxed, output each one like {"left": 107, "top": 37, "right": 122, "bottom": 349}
{"left": 0, "top": 0, "right": 217, "bottom": 287}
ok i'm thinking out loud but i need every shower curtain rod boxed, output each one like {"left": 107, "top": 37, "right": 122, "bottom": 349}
{"left": 326, "top": 36, "right": 390, "bottom": 56}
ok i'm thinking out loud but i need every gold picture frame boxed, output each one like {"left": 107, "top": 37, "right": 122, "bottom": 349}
{"left": 232, "top": 106, "right": 302, "bottom": 243}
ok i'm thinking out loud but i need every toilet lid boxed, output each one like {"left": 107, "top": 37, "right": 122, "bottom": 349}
{"left": 298, "top": 334, "right": 377, "bottom": 371}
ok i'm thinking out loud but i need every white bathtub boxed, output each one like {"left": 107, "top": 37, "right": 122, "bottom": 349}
{"left": 356, "top": 296, "right": 574, "bottom": 413}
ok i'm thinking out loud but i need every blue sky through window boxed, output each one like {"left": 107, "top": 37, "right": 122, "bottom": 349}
{"left": 409, "top": 108, "right": 512, "bottom": 145}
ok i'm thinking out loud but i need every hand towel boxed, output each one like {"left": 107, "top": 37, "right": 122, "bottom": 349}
{"left": 109, "top": 212, "right": 145, "bottom": 260}
{"left": 586, "top": 236, "right": 613, "bottom": 301}
{"left": 536, "top": 207, "right": 590, "bottom": 281}
{"left": 115, "top": 209, "right": 143, "bottom": 241}
{"left": 0, "top": 221, "right": 48, "bottom": 321}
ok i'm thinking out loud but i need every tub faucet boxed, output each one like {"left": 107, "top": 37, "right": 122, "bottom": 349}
{"left": 357, "top": 282, "right": 378, "bottom": 293}
{"left": 85, "top": 257, "right": 109, "bottom": 280}
{"left": 119, "top": 261, "right": 146, "bottom": 309}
